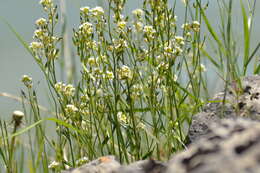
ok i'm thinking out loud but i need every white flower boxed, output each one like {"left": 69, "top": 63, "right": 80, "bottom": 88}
{"left": 90, "top": 6, "right": 104, "bottom": 17}
{"left": 133, "top": 21, "right": 143, "bottom": 32}
{"left": 80, "top": 6, "right": 90, "bottom": 14}
{"left": 117, "top": 20, "right": 127, "bottom": 30}
{"left": 164, "top": 46, "right": 174, "bottom": 54}
{"left": 54, "top": 82, "right": 64, "bottom": 92}
{"left": 21, "top": 75, "right": 33, "bottom": 88}
{"left": 114, "top": 39, "right": 128, "bottom": 51}
{"left": 64, "top": 84, "right": 75, "bottom": 97}
{"left": 30, "top": 41, "right": 43, "bottom": 49}
{"left": 191, "top": 21, "right": 200, "bottom": 32}
{"left": 87, "top": 57, "right": 96, "bottom": 66}
{"left": 35, "top": 18, "right": 47, "bottom": 26}
{"left": 132, "top": 9, "right": 144, "bottom": 18}
{"left": 143, "top": 25, "right": 156, "bottom": 39}
{"left": 39, "top": 0, "right": 53, "bottom": 7}
{"left": 106, "top": 71, "right": 114, "bottom": 80}
{"left": 118, "top": 65, "right": 132, "bottom": 80}
{"left": 55, "top": 82, "right": 75, "bottom": 97}
{"left": 12, "top": 110, "right": 24, "bottom": 125}
{"left": 175, "top": 36, "right": 185, "bottom": 46}
{"left": 66, "top": 104, "right": 78, "bottom": 113}
{"left": 76, "top": 157, "right": 88, "bottom": 166}
{"left": 131, "top": 84, "right": 143, "bottom": 99}
{"left": 117, "top": 112, "right": 127, "bottom": 124}
{"left": 182, "top": 23, "right": 191, "bottom": 30}
{"left": 113, "top": 14, "right": 125, "bottom": 21}
{"left": 33, "top": 29, "right": 45, "bottom": 38}
{"left": 79, "top": 22, "right": 93, "bottom": 35}
{"left": 200, "top": 63, "right": 207, "bottom": 72}
{"left": 143, "top": 25, "right": 155, "bottom": 34}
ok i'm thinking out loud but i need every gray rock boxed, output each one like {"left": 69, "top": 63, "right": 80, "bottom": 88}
{"left": 61, "top": 156, "right": 166, "bottom": 173}
{"left": 189, "top": 75, "right": 260, "bottom": 142}
{"left": 167, "top": 118, "right": 260, "bottom": 173}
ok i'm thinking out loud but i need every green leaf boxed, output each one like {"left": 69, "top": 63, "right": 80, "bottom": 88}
{"left": 10, "top": 119, "right": 44, "bottom": 139}
{"left": 46, "top": 117, "right": 85, "bottom": 134}
{"left": 240, "top": 0, "right": 250, "bottom": 74}
{"left": 9, "top": 117, "right": 85, "bottom": 140}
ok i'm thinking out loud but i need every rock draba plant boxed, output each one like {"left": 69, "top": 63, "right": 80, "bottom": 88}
{"left": 30, "top": 0, "right": 205, "bottom": 169}
{"left": 1, "top": 0, "right": 206, "bottom": 172}
{"left": 2, "top": 0, "right": 259, "bottom": 172}
{"left": 69, "top": 0, "right": 204, "bottom": 164}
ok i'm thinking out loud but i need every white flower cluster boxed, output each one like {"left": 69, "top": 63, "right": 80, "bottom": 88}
{"left": 132, "top": 9, "right": 144, "bottom": 18}
{"left": 143, "top": 25, "right": 156, "bottom": 40}
{"left": 65, "top": 104, "right": 79, "bottom": 114}
{"left": 29, "top": 41, "right": 43, "bottom": 50}
{"left": 131, "top": 84, "right": 143, "bottom": 99}
{"left": 80, "top": 6, "right": 104, "bottom": 18}
{"left": 182, "top": 21, "right": 200, "bottom": 32}
{"left": 105, "top": 71, "right": 114, "bottom": 80}
{"left": 55, "top": 82, "right": 75, "bottom": 97}
{"left": 30, "top": 8, "right": 60, "bottom": 60}
{"left": 117, "top": 112, "right": 128, "bottom": 124}
{"left": 35, "top": 18, "right": 47, "bottom": 26}
{"left": 76, "top": 156, "right": 89, "bottom": 166}
{"left": 40, "top": 0, "right": 53, "bottom": 8}
{"left": 79, "top": 22, "right": 93, "bottom": 36}
{"left": 90, "top": 6, "right": 104, "bottom": 17}
{"left": 118, "top": 65, "right": 133, "bottom": 80}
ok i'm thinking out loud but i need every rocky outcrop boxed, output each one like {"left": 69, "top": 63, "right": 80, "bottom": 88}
{"left": 189, "top": 75, "right": 260, "bottom": 142}
{"left": 167, "top": 118, "right": 260, "bottom": 173}
{"left": 61, "top": 156, "right": 166, "bottom": 173}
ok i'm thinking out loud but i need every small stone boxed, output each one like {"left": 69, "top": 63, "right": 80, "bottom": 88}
{"left": 61, "top": 155, "right": 120, "bottom": 173}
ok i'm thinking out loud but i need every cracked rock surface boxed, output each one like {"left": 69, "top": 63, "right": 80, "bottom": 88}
{"left": 189, "top": 75, "right": 260, "bottom": 142}
{"left": 167, "top": 118, "right": 260, "bottom": 173}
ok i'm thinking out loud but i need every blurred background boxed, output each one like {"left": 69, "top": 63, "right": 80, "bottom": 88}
{"left": 0, "top": 0, "right": 259, "bottom": 119}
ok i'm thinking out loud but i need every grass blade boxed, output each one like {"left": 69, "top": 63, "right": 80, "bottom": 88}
{"left": 197, "top": 1, "right": 224, "bottom": 52}
{"left": 240, "top": 0, "right": 250, "bottom": 75}
{"left": 0, "top": 16, "right": 44, "bottom": 70}
{"left": 9, "top": 117, "right": 85, "bottom": 140}
{"left": 201, "top": 48, "right": 221, "bottom": 70}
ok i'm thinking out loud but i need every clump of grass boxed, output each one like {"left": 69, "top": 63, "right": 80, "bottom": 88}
{"left": 0, "top": 0, "right": 259, "bottom": 172}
